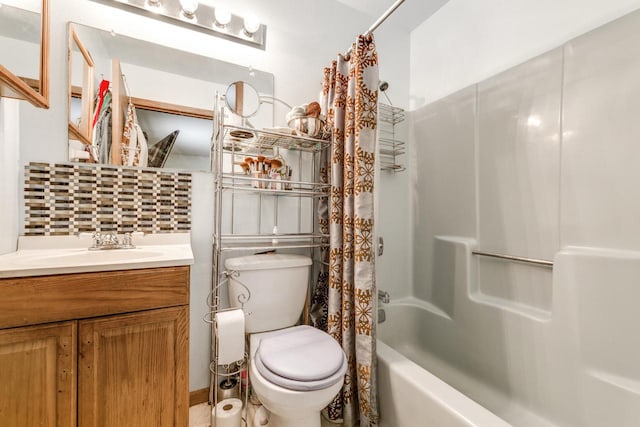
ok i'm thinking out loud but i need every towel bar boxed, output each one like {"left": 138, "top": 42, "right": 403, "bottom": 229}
{"left": 472, "top": 250, "right": 553, "bottom": 268}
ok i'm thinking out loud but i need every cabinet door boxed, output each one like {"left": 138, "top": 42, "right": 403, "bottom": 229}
{"left": 0, "top": 321, "right": 76, "bottom": 427}
{"left": 78, "top": 306, "right": 189, "bottom": 427}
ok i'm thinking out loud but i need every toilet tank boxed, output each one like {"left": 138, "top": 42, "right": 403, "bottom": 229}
{"left": 224, "top": 254, "right": 312, "bottom": 333}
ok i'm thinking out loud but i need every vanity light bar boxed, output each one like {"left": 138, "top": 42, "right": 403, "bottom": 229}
{"left": 92, "top": 0, "right": 266, "bottom": 49}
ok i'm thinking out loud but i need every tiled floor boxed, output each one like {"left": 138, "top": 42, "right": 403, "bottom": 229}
{"left": 189, "top": 403, "right": 211, "bottom": 427}
{"left": 189, "top": 402, "right": 341, "bottom": 426}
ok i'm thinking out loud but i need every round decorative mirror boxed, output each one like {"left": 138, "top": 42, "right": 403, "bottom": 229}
{"left": 225, "top": 81, "right": 260, "bottom": 118}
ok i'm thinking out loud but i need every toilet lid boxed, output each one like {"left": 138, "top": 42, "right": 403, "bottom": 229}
{"left": 257, "top": 325, "right": 345, "bottom": 381}
{"left": 255, "top": 349, "right": 347, "bottom": 391}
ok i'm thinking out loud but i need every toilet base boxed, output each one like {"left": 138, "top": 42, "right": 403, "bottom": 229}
{"left": 267, "top": 410, "right": 321, "bottom": 427}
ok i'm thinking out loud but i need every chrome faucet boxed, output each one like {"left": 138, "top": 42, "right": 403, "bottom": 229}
{"left": 378, "top": 290, "right": 390, "bottom": 304}
{"left": 79, "top": 231, "right": 140, "bottom": 250}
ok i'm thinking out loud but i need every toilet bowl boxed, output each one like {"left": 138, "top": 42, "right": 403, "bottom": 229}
{"left": 249, "top": 326, "right": 347, "bottom": 427}
{"left": 224, "top": 254, "right": 347, "bottom": 427}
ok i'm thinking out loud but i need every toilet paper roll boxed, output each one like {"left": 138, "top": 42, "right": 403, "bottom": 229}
{"left": 212, "top": 398, "right": 243, "bottom": 427}
{"left": 215, "top": 309, "right": 245, "bottom": 365}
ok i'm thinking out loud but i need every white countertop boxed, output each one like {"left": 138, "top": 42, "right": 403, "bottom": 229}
{"left": 0, "top": 233, "right": 194, "bottom": 278}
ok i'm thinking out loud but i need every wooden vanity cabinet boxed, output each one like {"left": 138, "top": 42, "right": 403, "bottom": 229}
{"left": 0, "top": 321, "right": 76, "bottom": 427}
{"left": 0, "top": 266, "right": 190, "bottom": 427}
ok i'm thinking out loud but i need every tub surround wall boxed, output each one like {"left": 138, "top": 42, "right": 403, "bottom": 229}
{"left": 23, "top": 162, "right": 191, "bottom": 235}
{"left": 412, "top": 87, "right": 476, "bottom": 306}
{"left": 409, "top": 9, "right": 640, "bottom": 427}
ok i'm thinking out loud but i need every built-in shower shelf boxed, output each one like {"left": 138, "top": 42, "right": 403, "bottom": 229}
{"left": 379, "top": 103, "right": 406, "bottom": 172}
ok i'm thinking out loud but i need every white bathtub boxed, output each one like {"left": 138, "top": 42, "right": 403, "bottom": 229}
{"left": 377, "top": 300, "right": 514, "bottom": 427}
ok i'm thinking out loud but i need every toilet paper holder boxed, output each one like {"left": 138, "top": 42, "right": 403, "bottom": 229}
{"left": 203, "top": 270, "right": 253, "bottom": 423}
{"left": 205, "top": 270, "right": 252, "bottom": 311}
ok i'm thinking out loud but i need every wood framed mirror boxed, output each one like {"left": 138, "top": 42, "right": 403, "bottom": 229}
{"left": 68, "top": 23, "right": 95, "bottom": 150}
{"left": 66, "top": 23, "right": 275, "bottom": 172}
{"left": 0, "top": 0, "right": 49, "bottom": 108}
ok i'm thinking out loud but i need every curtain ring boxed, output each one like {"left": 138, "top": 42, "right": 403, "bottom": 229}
{"left": 344, "top": 53, "right": 351, "bottom": 61}
{"left": 366, "top": 33, "right": 373, "bottom": 43}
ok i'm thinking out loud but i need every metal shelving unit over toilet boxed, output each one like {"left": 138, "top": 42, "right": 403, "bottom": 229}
{"left": 209, "top": 92, "right": 330, "bottom": 408}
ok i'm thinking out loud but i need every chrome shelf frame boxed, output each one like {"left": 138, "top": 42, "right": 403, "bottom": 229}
{"left": 209, "top": 92, "right": 331, "bottom": 408}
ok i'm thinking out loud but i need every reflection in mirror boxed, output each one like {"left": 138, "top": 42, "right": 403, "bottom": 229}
{"left": 68, "top": 24, "right": 94, "bottom": 151}
{"left": 136, "top": 108, "right": 212, "bottom": 171}
{"left": 225, "top": 81, "right": 260, "bottom": 118}
{"left": 0, "top": 0, "right": 49, "bottom": 108}
{"left": 66, "top": 23, "right": 274, "bottom": 172}
{"left": 0, "top": 3, "right": 40, "bottom": 87}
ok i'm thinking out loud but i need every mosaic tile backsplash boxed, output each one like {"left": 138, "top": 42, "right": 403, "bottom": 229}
{"left": 24, "top": 163, "right": 191, "bottom": 236}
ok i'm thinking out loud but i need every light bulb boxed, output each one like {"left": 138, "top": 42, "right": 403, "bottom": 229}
{"left": 214, "top": 8, "right": 232, "bottom": 27}
{"left": 243, "top": 14, "right": 261, "bottom": 36}
{"left": 179, "top": 0, "right": 198, "bottom": 18}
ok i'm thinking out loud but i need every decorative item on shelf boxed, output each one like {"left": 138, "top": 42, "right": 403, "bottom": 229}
{"left": 241, "top": 155, "right": 291, "bottom": 189}
{"left": 286, "top": 101, "right": 327, "bottom": 138}
{"left": 91, "top": 0, "right": 266, "bottom": 49}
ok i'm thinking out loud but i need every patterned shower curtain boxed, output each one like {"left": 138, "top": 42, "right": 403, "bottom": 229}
{"left": 311, "top": 34, "right": 379, "bottom": 427}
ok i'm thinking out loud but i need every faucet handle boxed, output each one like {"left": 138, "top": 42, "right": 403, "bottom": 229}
{"left": 122, "top": 231, "right": 143, "bottom": 248}
{"left": 378, "top": 290, "right": 390, "bottom": 304}
{"left": 77, "top": 231, "right": 101, "bottom": 248}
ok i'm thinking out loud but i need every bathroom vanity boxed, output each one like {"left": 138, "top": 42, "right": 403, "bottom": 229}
{"left": 0, "top": 235, "right": 193, "bottom": 427}
{"left": 0, "top": 267, "right": 189, "bottom": 427}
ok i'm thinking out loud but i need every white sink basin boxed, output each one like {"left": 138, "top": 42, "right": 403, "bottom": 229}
{"left": 0, "top": 233, "right": 194, "bottom": 278}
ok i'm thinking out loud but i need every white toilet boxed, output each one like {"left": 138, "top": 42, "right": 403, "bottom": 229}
{"left": 225, "top": 254, "right": 347, "bottom": 427}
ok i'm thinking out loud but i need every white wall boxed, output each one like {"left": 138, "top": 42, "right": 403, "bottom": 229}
{"left": 0, "top": 99, "right": 20, "bottom": 256}
{"left": 11, "top": 0, "right": 410, "bottom": 392}
{"left": 410, "top": 0, "right": 640, "bottom": 108}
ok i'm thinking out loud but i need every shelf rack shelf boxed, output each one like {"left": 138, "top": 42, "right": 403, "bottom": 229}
{"left": 209, "top": 93, "right": 331, "bottom": 409}
{"left": 222, "top": 125, "right": 331, "bottom": 153}
{"left": 220, "top": 173, "right": 329, "bottom": 197}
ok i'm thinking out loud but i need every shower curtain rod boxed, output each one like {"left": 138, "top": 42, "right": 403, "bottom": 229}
{"left": 344, "top": 0, "right": 406, "bottom": 56}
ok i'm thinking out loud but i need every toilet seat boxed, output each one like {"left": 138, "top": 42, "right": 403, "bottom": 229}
{"left": 254, "top": 325, "right": 347, "bottom": 392}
